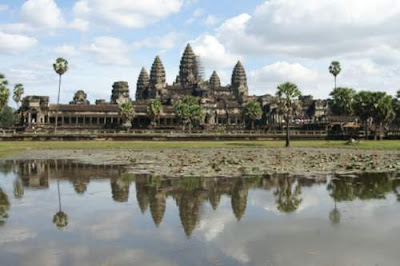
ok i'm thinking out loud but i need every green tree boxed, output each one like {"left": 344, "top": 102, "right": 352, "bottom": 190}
{"left": 329, "top": 61, "right": 342, "bottom": 89}
{"left": 53, "top": 58, "right": 69, "bottom": 133}
{"left": 394, "top": 90, "right": 400, "bottom": 127}
{"left": 13, "top": 83, "right": 24, "bottom": 109}
{"left": 119, "top": 102, "right": 136, "bottom": 130}
{"left": 374, "top": 93, "right": 395, "bottom": 140}
{"left": 353, "top": 91, "right": 374, "bottom": 138}
{"left": 0, "top": 73, "right": 10, "bottom": 111}
{"left": 174, "top": 95, "right": 205, "bottom": 132}
{"left": 147, "top": 99, "right": 163, "bottom": 127}
{"left": 0, "top": 106, "right": 14, "bottom": 127}
{"left": 329, "top": 87, "right": 355, "bottom": 116}
{"left": 242, "top": 100, "right": 262, "bottom": 129}
{"left": 276, "top": 82, "right": 302, "bottom": 147}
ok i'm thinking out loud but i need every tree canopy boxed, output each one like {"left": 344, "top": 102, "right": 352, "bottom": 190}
{"left": 329, "top": 87, "right": 355, "bottom": 116}
{"left": 13, "top": 83, "right": 24, "bottom": 108}
{"left": 0, "top": 73, "right": 10, "bottom": 111}
{"left": 174, "top": 96, "right": 205, "bottom": 130}
{"left": 53, "top": 58, "right": 69, "bottom": 76}
{"left": 242, "top": 100, "right": 262, "bottom": 129}
{"left": 147, "top": 99, "right": 163, "bottom": 126}
{"left": 276, "top": 82, "right": 302, "bottom": 147}
{"left": 119, "top": 102, "right": 136, "bottom": 129}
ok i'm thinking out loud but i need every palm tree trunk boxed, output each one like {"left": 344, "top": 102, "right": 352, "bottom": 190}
{"left": 334, "top": 76, "right": 336, "bottom": 89}
{"left": 55, "top": 74, "right": 61, "bottom": 133}
{"left": 286, "top": 115, "right": 290, "bottom": 147}
{"left": 379, "top": 122, "right": 383, "bottom": 141}
{"left": 57, "top": 178, "right": 62, "bottom": 212}
{"left": 374, "top": 122, "right": 378, "bottom": 141}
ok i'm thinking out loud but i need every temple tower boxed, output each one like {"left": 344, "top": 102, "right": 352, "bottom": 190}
{"left": 179, "top": 44, "right": 198, "bottom": 88}
{"left": 149, "top": 190, "right": 166, "bottom": 227}
{"left": 111, "top": 81, "right": 130, "bottom": 104}
{"left": 149, "top": 56, "right": 167, "bottom": 98}
{"left": 231, "top": 61, "right": 248, "bottom": 102}
{"left": 209, "top": 71, "right": 221, "bottom": 90}
{"left": 136, "top": 67, "right": 150, "bottom": 100}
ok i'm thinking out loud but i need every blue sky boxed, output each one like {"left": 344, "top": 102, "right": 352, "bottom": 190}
{"left": 1, "top": 0, "right": 400, "bottom": 107}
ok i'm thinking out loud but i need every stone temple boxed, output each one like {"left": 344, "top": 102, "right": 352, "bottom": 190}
{"left": 16, "top": 44, "right": 328, "bottom": 131}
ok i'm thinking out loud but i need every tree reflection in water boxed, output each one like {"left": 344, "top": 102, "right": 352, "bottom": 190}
{"left": 13, "top": 178, "right": 24, "bottom": 199}
{"left": 53, "top": 162, "right": 68, "bottom": 229}
{"left": 274, "top": 175, "right": 302, "bottom": 213}
{"left": 0, "top": 187, "right": 10, "bottom": 225}
{"left": 1, "top": 160, "right": 400, "bottom": 236}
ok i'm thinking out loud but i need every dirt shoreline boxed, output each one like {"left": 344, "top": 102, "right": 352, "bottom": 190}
{"left": 2, "top": 147, "right": 400, "bottom": 177}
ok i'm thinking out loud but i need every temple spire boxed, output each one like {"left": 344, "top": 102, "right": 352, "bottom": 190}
{"left": 231, "top": 61, "right": 248, "bottom": 101}
{"left": 209, "top": 71, "right": 221, "bottom": 90}
{"left": 149, "top": 56, "right": 166, "bottom": 98}
{"left": 136, "top": 67, "right": 149, "bottom": 100}
{"left": 179, "top": 44, "right": 197, "bottom": 88}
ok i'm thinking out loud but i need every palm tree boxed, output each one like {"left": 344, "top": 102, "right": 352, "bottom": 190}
{"left": 0, "top": 73, "right": 10, "bottom": 111}
{"left": 119, "top": 102, "right": 136, "bottom": 130}
{"left": 329, "top": 61, "right": 341, "bottom": 89}
{"left": 174, "top": 96, "right": 205, "bottom": 132}
{"left": 147, "top": 99, "right": 163, "bottom": 127}
{"left": 328, "top": 87, "right": 355, "bottom": 116}
{"left": 53, "top": 58, "right": 69, "bottom": 133}
{"left": 13, "top": 83, "right": 24, "bottom": 109}
{"left": 374, "top": 93, "right": 395, "bottom": 140}
{"left": 276, "top": 82, "right": 302, "bottom": 147}
{"left": 242, "top": 100, "right": 263, "bottom": 129}
{"left": 353, "top": 91, "right": 374, "bottom": 139}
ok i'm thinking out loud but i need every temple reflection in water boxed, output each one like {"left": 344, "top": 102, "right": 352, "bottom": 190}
{"left": 1, "top": 160, "right": 400, "bottom": 237}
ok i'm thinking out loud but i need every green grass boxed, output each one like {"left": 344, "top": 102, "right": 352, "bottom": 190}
{"left": 0, "top": 140, "right": 399, "bottom": 158}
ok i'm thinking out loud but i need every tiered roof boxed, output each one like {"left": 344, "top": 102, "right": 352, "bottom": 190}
{"left": 150, "top": 56, "right": 166, "bottom": 86}
{"left": 209, "top": 71, "right": 221, "bottom": 90}
{"left": 136, "top": 67, "right": 149, "bottom": 100}
{"left": 179, "top": 44, "right": 197, "bottom": 86}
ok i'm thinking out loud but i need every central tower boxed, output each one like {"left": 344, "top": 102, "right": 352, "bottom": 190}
{"left": 179, "top": 44, "right": 198, "bottom": 89}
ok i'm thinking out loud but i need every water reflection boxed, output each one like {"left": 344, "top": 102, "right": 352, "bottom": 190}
{"left": 1, "top": 160, "right": 400, "bottom": 265}
{"left": 1, "top": 160, "right": 400, "bottom": 234}
{"left": 0, "top": 187, "right": 10, "bottom": 225}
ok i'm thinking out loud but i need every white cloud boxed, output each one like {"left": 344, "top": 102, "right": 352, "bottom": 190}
{"left": 216, "top": 0, "right": 400, "bottom": 59}
{"left": 250, "top": 62, "right": 322, "bottom": 95}
{"left": 192, "top": 35, "right": 241, "bottom": 69}
{"left": 54, "top": 45, "right": 79, "bottom": 57}
{"left": 0, "top": 4, "right": 8, "bottom": 11}
{"left": 70, "top": 18, "right": 89, "bottom": 32}
{"left": 85, "top": 37, "right": 131, "bottom": 65}
{"left": 133, "top": 32, "right": 181, "bottom": 50}
{"left": 21, "top": 0, "right": 65, "bottom": 29}
{"left": 0, "top": 31, "right": 38, "bottom": 53}
{"left": 72, "top": 0, "right": 183, "bottom": 29}
{"left": 205, "top": 15, "right": 219, "bottom": 26}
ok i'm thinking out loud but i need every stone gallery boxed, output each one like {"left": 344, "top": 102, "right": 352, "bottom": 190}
{"left": 16, "top": 44, "right": 328, "bottom": 131}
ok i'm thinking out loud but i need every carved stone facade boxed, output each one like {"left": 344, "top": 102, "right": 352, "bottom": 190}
{"left": 15, "top": 43, "right": 329, "bottom": 131}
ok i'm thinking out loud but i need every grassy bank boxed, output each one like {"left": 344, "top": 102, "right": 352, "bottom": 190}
{"left": 0, "top": 140, "right": 399, "bottom": 158}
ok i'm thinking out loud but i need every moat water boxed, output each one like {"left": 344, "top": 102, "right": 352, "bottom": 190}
{"left": 0, "top": 160, "right": 400, "bottom": 266}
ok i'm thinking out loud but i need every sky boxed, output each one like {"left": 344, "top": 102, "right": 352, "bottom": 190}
{"left": 1, "top": 0, "right": 400, "bottom": 107}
